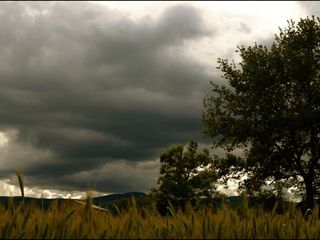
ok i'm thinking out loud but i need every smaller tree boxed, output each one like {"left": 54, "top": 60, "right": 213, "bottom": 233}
{"left": 152, "top": 140, "right": 217, "bottom": 215}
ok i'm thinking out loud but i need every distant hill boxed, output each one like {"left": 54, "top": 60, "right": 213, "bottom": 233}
{"left": 0, "top": 194, "right": 302, "bottom": 213}
{"left": 92, "top": 192, "right": 147, "bottom": 208}
{"left": 0, "top": 196, "right": 67, "bottom": 210}
{"left": 0, "top": 192, "right": 147, "bottom": 210}
{"left": 225, "top": 196, "right": 243, "bottom": 207}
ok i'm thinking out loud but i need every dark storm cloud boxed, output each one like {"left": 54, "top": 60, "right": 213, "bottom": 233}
{"left": 0, "top": 2, "right": 214, "bottom": 193}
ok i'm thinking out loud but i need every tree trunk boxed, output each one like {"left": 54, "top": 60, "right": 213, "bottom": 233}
{"left": 305, "top": 177, "right": 314, "bottom": 210}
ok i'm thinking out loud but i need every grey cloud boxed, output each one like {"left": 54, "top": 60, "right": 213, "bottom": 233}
{"left": 157, "top": 5, "right": 211, "bottom": 44}
{"left": 88, "top": 4, "right": 211, "bottom": 64}
{"left": 238, "top": 23, "right": 251, "bottom": 34}
{"left": 60, "top": 160, "right": 160, "bottom": 193}
{"left": 0, "top": 2, "right": 214, "bottom": 193}
{"left": 298, "top": 1, "right": 320, "bottom": 18}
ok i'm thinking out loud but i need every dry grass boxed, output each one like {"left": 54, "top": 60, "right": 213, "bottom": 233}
{"left": 0, "top": 197, "right": 319, "bottom": 239}
{"left": 1, "top": 174, "right": 319, "bottom": 239}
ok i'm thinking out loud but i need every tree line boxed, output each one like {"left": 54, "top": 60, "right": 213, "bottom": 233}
{"left": 152, "top": 16, "right": 320, "bottom": 215}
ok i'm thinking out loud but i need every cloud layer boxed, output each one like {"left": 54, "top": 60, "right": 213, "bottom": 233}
{"left": 0, "top": 1, "right": 311, "bottom": 195}
{"left": 0, "top": 2, "right": 215, "bottom": 193}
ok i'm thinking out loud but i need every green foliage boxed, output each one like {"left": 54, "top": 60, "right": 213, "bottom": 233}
{"left": 203, "top": 16, "right": 320, "bottom": 209}
{"left": 152, "top": 140, "right": 217, "bottom": 215}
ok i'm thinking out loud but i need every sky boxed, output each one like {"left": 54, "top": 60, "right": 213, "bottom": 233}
{"left": 0, "top": 1, "right": 318, "bottom": 199}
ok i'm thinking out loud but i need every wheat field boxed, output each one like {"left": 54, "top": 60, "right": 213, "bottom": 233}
{"left": 0, "top": 195, "right": 319, "bottom": 239}
{"left": 0, "top": 173, "right": 318, "bottom": 239}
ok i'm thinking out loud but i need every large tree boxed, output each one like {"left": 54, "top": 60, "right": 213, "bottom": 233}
{"left": 152, "top": 140, "right": 216, "bottom": 215}
{"left": 203, "top": 16, "right": 320, "bottom": 210}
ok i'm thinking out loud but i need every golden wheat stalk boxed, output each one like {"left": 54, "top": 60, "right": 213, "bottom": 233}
{"left": 16, "top": 171, "right": 24, "bottom": 198}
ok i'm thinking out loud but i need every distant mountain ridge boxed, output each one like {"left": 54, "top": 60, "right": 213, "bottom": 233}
{"left": 0, "top": 192, "right": 147, "bottom": 210}
{"left": 0, "top": 194, "right": 246, "bottom": 208}
{"left": 92, "top": 192, "right": 146, "bottom": 206}
{"left": 0, "top": 194, "right": 303, "bottom": 213}
{"left": 0, "top": 193, "right": 244, "bottom": 211}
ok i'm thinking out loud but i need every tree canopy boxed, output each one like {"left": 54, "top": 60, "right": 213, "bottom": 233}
{"left": 152, "top": 140, "right": 217, "bottom": 215}
{"left": 203, "top": 16, "right": 320, "bottom": 210}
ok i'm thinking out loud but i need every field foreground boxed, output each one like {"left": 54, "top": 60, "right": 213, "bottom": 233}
{"left": 0, "top": 197, "right": 320, "bottom": 239}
